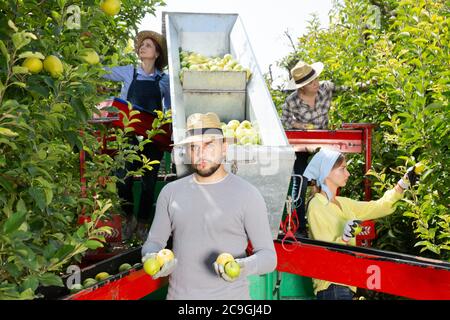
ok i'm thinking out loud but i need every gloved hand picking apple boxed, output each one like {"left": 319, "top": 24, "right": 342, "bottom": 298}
{"left": 398, "top": 163, "right": 424, "bottom": 190}
{"left": 342, "top": 219, "right": 363, "bottom": 243}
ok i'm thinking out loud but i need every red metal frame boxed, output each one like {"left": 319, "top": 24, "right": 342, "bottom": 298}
{"left": 67, "top": 269, "right": 168, "bottom": 300}
{"left": 275, "top": 240, "right": 450, "bottom": 300}
{"left": 285, "top": 123, "right": 376, "bottom": 201}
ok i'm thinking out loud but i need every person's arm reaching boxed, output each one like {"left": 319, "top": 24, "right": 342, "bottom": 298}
{"left": 102, "top": 65, "right": 132, "bottom": 82}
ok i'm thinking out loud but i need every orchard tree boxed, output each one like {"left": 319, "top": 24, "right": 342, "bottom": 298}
{"left": 0, "top": 0, "right": 166, "bottom": 299}
{"left": 274, "top": 0, "right": 449, "bottom": 260}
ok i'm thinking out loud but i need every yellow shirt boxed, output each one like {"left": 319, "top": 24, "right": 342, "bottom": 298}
{"left": 307, "top": 188, "right": 403, "bottom": 295}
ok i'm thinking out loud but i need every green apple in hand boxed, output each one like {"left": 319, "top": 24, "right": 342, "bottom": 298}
{"left": 224, "top": 261, "right": 241, "bottom": 279}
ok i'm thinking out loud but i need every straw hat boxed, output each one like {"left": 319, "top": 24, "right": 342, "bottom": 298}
{"left": 286, "top": 61, "right": 324, "bottom": 90}
{"left": 134, "top": 30, "right": 168, "bottom": 68}
{"left": 174, "top": 112, "right": 224, "bottom": 146}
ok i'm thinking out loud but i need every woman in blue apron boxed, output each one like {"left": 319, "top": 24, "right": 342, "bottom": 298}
{"left": 103, "top": 30, "right": 171, "bottom": 241}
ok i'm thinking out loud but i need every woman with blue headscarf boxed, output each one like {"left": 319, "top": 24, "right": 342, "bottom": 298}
{"left": 303, "top": 148, "right": 419, "bottom": 300}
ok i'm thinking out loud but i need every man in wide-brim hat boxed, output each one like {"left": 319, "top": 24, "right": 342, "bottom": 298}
{"left": 141, "top": 112, "right": 277, "bottom": 300}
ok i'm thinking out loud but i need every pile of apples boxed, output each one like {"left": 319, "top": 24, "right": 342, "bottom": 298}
{"left": 179, "top": 51, "right": 252, "bottom": 83}
{"left": 221, "top": 120, "right": 260, "bottom": 145}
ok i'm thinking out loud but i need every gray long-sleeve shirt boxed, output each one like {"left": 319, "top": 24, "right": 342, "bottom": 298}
{"left": 142, "top": 173, "right": 277, "bottom": 300}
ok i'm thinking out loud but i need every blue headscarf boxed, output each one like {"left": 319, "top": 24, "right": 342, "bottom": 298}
{"left": 303, "top": 148, "right": 342, "bottom": 202}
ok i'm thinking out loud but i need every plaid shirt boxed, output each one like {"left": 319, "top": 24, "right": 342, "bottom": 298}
{"left": 280, "top": 81, "right": 336, "bottom": 130}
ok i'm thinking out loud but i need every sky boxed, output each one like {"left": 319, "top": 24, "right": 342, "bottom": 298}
{"left": 139, "top": 0, "right": 334, "bottom": 87}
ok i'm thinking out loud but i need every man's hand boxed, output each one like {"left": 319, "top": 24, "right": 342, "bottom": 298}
{"left": 213, "top": 259, "right": 245, "bottom": 282}
{"left": 142, "top": 252, "right": 177, "bottom": 279}
{"left": 342, "top": 220, "right": 363, "bottom": 242}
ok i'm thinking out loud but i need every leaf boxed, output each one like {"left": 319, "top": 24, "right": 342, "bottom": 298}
{"left": 75, "top": 225, "right": 87, "bottom": 238}
{"left": 84, "top": 239, "right": 104, "bottom": 250}
{"left": 19, "top": 288, "right": 35, "bottom": 300}
{"left": 22, "top": 276, "right": 39, "bottom": 292}
{"left": 8, "top": 20, "right": 18, "bottom": 32}
{"left": 12, "top": 66, "right": 30, "bottom": 74}
{"left": 54, "top": 244, "right": 75, "bottom": 260}
{"left": 28, "top": 187, "right": 46, "bottom": 211}
{"left": 11, "top": 82, "right": 27, "bottom": 88}
{"left": 5, "top": 263, "right": 21, "bottom": 278}
{"left": 0, "top": 138, "right": 17, "bottom": 149}
{"left": 0, "top": 40, "right": 10, "bottom": 63}
{"left": 3, "top": 210, "right": 27, "bottom": 234}
{"left": 0, "top": 176, "right": 14, "bottom": 193}
{"left": 18, "top": 51, "right": 45, "bottom": 60}
{"left": 38, "top": 273, "right": 64, "bottom": 287}
{"left": 43, "top": 188, "right": 53, "bottom": 206}
{"left": 0, "top": 127, "right": 19, "bottom": 137}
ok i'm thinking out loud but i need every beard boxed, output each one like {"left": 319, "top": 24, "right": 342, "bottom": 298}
{"left": 192, "top": 162, "right": 222, "bottom": 177}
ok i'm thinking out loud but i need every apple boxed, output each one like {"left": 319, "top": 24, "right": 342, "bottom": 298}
{"left": 222, "top": 128, "right": 236, "bottom": 139}
{"left": 118, "top": 263, "right": 132, "bottom": 272}
{"left": 82, "top": 278, "right": 97, "bottom": 287}
{"left": 239, "top": 133, "right": 259, "bottom": 145}
{"left": 178, "top": 50, "right": 251, "bottom": 81}
{"left": 100, "top": 0, "right": 121, "bottom": 16}
{"left": 69, "top": 283, "right": 84, "bottom": 293}
{"left": 354, "top": 225, "right": 363, "bottom": 236}
{"left": 157, "top": 249, "right": 175, "bottom": 266}
{"left": 43, "top": 55, "right": 63, "bottom": 78}
{"left": 81, "top": 49, "right": 100, "bottom": 65}
{"left": 227, "top": 120, "right": 240, "bottom": 131}
{"left": 143, "top": 257, "right": 161, "bottom": 276}
{"left": 224, "top": 261, "right": 241, "bottom": 279}
{"left": 414, "top": 162, "right": 426, "bottom": 174}
{"left": 95, "top": 272, "right": 110, "bottom": 282}
{"left": 216, "top": 252, "right": 235, "bottom": 266}
{"left": 244, "top": 68, "right": 252, "bottom": 81}
{"left": 238, "top": 120, "right": 252, "bottom": 129}
{"left": 223, "top": 53, "right": 233, "bottom": 62}
{"left": 22, "top": 57, "right": 43, "bottom": 74}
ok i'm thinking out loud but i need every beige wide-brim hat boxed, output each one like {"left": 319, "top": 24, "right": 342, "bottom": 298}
{"left": 172, "top": 112, "right": 224, "bottom": 146}
{"left": 285, "top": 61, "right": 324, "bottom": 90}
{"left": 135, "top": 30, "right": 168, "bottom": 68}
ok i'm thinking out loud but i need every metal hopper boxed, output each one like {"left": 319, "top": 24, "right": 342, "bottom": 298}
{"left": 163, "top": 12, "right": 295, "bottom": 239}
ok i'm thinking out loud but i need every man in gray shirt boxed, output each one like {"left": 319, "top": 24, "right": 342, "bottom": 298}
{"left": 142, "top": 112, "right": 277, "bottom": 300}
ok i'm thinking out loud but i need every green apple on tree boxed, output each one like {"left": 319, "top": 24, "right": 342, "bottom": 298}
{"left": 43, "top": 55, "right": 63, "bottom": 78}
{"left": 22, "top": 57, "right": 43, "bottom": 74}
{"left": 100, "top": 0, "right": 121, "bottom": 16}
{"left": 81, "top": 49, "right": 100, "bottom": 65}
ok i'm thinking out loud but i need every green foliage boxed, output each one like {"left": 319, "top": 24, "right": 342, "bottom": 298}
{"left": 0, "top": 0, "right": 165, "bottom": 299}
{"left": 275, "top": 0, "right": 449, "bottom": 260}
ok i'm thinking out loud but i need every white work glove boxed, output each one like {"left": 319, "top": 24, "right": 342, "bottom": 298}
{"left": 142, "top": 252, "right": 178, "bottom": 279}
{"left": 213, "top": 259, "right": 245, "bottom": 282}
{"left": 397, "top": 166, "right": 419, "bottom": 190}
{"left": 342, "top": 220, "right": 363, "bottom": 243}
